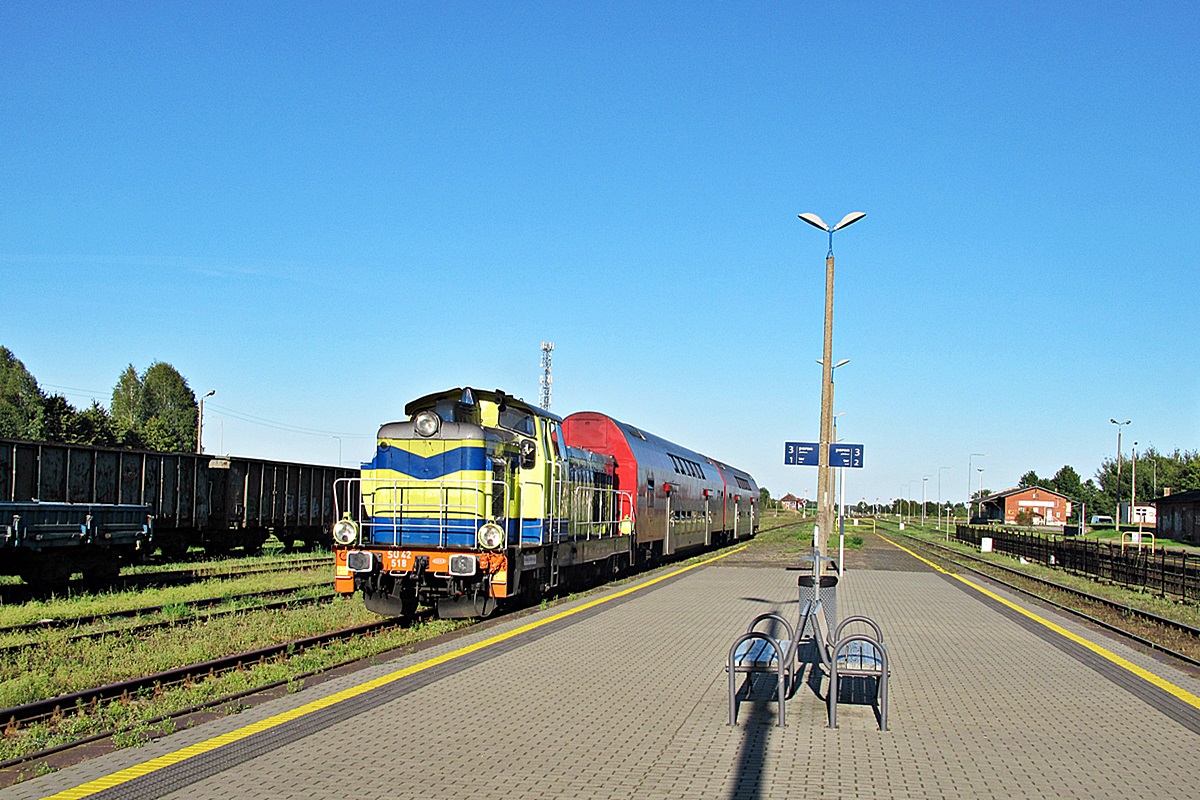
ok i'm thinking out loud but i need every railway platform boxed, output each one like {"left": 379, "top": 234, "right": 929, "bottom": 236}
{"left": 7, "top": 531, "right": 1200, "bottom": 800}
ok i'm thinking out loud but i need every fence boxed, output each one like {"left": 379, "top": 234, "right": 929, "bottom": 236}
{"left": 953, "top": 524, "right": 1200, "bottom": 602}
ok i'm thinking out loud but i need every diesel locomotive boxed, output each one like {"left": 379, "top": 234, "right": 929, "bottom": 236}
{"left": 331, "top": 387, "right": 759, "bottom": 618}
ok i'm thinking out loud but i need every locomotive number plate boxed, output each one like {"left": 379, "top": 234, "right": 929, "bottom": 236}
{"left": 381, "top": 550, "right": 449, "bottom": 572}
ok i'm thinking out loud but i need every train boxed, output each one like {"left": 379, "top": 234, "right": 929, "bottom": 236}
{"left": 0, "top": 437, "right": 355, "bottom": 585}
{"left": 331, "top": 387, "right": 759, "bottom": 618}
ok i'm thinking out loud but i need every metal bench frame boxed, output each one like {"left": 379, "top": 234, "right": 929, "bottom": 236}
{"left": 727, "top": 601, "right": 820, "bottom": 727}
{"left": 820, "top": 614, "right": 889, "bottom": 731}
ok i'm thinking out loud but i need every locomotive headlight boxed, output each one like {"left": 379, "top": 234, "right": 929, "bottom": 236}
{"left": 413, "top": 410, "right": 441, "bottom": 437}
{"left": 332, "top": 518, "right": 359, "bottom": 545}
{"left": 477, "top": 522, "right": 505, "bottom": 550}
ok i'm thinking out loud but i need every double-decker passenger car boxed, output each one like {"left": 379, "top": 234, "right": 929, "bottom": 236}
{"left": 331, "top": 387, "right": 759, "bottom": 618}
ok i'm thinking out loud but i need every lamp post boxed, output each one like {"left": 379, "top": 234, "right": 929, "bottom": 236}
{"left": 968, "top": 453, "right": 988, "bottom": 518}
{"left": 938, "top": 466, "right": 952, "bottom": 535}
{"left": 1110, "top": 419, "right": 1130, "bottom": 524}
{"left": 799, "top": 210, "right": 865, "bottom": 553}
{"left": 976, "top": 468, "right": 985, "bottom": 520}
{"left": 196, "top": 390, "right": 215, "bottom": 454}
{"left": 921, "top": 476, "right": 929, "bottom": 526}
{"left": 1131, "top": 441, "right": 1138, "bottom": 531}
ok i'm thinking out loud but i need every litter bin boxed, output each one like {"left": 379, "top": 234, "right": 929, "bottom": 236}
{"left": 798, "top": 573, "right": 838, "bottom": 640}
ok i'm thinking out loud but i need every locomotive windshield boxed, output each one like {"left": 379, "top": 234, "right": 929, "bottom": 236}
{"left": 498, "top": 407, "right": 535, "bottom": 436}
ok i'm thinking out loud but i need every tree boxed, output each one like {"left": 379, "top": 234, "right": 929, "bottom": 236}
{"left": 759, "top": 487, "right": 771, "bottom": 508}
{"left": 38, "top": 394, "right": 75, "bottom": 442}
{"left": 68, "top": 401, "right": 118, "bottom": 446}
{"left": 1050, "top": 465, "right": 1084, "bottom": 499}
{"left": 107, "top": 362, "right": 198, "bottom": 452}
{"left": 110, "top": 365, "right": 144, "bottom": 447}
{"left": 1017, "top": 470, "right": 1045, "bottom": 489}
{"left": 140, "top": 362, "right": 197, "bottom": 451}
{"left": 0, "top": 346, "right": 46, "bottom": 439}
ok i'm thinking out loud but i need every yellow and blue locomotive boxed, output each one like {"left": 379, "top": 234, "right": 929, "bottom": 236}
{"left": 331, "top": 388, "right": 631, "bottom": 617}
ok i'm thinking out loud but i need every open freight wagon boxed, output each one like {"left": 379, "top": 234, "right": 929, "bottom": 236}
{"left": 0, "top": 437, "right": 355, "bottom": 563}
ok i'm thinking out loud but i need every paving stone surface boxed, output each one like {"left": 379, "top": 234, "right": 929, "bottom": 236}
{"left": 7, "top": 541, "right": 1200, "bottom": 800}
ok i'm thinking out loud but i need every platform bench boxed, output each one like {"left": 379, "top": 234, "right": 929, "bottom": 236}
{"left": 826, "top": 615, "right": 890, "bottom": 731}
{"left": 727, "top": 602, "right": 818, "bottom": 727}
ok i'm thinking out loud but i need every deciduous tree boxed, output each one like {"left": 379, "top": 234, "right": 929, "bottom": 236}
{"left": 0, "top": 346, "right": 47, "bottom": 439}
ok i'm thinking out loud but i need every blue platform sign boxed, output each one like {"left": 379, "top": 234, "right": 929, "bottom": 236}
{"left": 784, "top": 442, "right": 819, "bottom": 466}
{"left": 830, "top": 443, "right": 865, "bottom": 468}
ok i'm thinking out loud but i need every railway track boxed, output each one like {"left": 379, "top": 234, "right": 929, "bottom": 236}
{"left": 0, "top": 588, "right": 339, "bottom": 656}
{"left": 892, "top": 530, "right": 1200, "bottom": 667}
{"left": 0, "top": 610, "right": 436, "bottom": 778}
{"left": 0, "top": 555, "right": 331, "bottom": 604}
{"left": 0, "top": 528, "right": 799, "bottom": 779}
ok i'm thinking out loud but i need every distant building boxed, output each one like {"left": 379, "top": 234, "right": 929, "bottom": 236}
{"left": 780, "top": 493, "right": 800, "bottom": 511}
{"left": 1153, "top": 489, "right": 1200, "bottom": 544}
{"left": 978, "top": 486, "right": 1072, "bottom": 525}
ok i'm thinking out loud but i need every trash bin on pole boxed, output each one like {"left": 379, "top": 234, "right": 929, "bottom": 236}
{"left": 797, "top": 573, "right": 838, "bottom": 641}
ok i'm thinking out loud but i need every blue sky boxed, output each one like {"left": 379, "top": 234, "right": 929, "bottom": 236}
{"left": 2, "top": 2, "right": 1197, "bottom": 506}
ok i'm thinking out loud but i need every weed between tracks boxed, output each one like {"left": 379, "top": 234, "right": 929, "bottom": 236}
{"left": 0, "top": 605, "right": 466, "bottom": 764}
{"left": 0, "top": 570, "right": 332, "bottom": 630}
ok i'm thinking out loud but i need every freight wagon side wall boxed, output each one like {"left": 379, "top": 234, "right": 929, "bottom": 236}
{"left": 0, "top": 439, "right": 212, "bottom": 530}
{"left": 1, "top": 437, "right": 355, "bottom": 538}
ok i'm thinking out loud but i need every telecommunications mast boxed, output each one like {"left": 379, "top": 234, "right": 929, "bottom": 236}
{"left": 539, "top": 341, "right": 554, "bottom": 409}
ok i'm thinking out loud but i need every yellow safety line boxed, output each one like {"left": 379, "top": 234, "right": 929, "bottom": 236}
{"left": 877, "top": 533, "right": 1200, "bottom": 710}
{"left": 45, "top": 544, "right": 751, "bottom": 800}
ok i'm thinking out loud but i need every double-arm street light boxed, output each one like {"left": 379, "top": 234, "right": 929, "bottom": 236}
{"left": 798, "top": 210, "right": 865, "bottom": 549}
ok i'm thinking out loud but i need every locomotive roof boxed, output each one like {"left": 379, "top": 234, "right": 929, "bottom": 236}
{"left": 403, "top": 387, "right": 563, "bottom": 423}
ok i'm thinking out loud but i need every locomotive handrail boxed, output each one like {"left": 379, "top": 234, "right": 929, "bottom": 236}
{"left": 341, "top": 477, "right": 510, "bottom": 548}
{"left": 568, "top": 485, "right": 629, "bottom": 540}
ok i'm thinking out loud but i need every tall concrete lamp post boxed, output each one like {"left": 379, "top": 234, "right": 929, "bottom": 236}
{"left": 798, "top": 210, "right": 865, "bottom": 551}
{"left": 1110, "top": 418, "right": 1130, "bottom": 524}
{"left": 938, "top": 466, "right": 952, "bottom": 536}
{"left": 968, "top": 453, "right": 988, "bottom": 519}
{"left": 197, "top": 390, "right": 215, "bottom": 454}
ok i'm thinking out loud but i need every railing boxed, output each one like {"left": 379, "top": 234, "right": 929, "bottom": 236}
{"left": 568, "top": 486, "right": 633, "bottom": 539}
{"left": 336, "top": 477, "right": 508, "bottom": 548}
{"left": 954, "top": 524, "right": 1200, "bottom": 601}
{"left": 334, "top": 475, "right": 636, "bottom": 549}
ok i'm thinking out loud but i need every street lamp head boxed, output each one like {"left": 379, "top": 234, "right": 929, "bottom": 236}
{"left": 203, "top": 389, "right": 216, "bottom": 399}
{"left": 834, "top": 358, "right": 850, "bottom": 368}
{"left": 832, "top": 212, "right": 866, "bottom": 231}
{"left": 798, "top": 212, "right": 830, "bottom": 231}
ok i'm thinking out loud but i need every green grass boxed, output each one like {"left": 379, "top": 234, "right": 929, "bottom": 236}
{"left": 890, "top": 521, "right": 1200, "bottom": 624}
{"left": 0, "top": 602, "right": 468, "bottom": 764}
